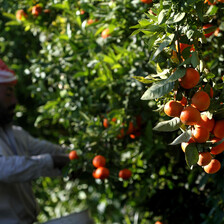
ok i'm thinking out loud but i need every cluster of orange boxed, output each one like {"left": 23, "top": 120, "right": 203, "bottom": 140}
{"left": 163, "top": 5, "right": 224, "bottom": 174}
{"left": 92, "top": 155, "right": 132, "bottom": 180}
{"left": 92, "top": 155, "right": 110, "bottom": 179}
{"left": 164, "top": 66, "right": 224, "bottom": 174}
{"left": 16, "top": 4, "right": 50, "bottom": 21}
{"left": 69, "top": 152, "right": 132, "bottom": 180}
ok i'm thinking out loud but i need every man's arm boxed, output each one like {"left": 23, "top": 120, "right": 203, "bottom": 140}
{"left": 0, "top": 154, "right": 62, "bottom": 183}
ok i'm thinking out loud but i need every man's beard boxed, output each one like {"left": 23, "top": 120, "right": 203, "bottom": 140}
{"left": 0, "top": 103, "right": 16, "bottom": 126}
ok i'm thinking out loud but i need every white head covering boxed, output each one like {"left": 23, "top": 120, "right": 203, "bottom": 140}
{"left": 0, "top": 60, "right": 17, "bottom": 84}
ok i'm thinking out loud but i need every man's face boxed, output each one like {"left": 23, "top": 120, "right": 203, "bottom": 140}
{"left": 0, "top": 84, "right": 17, "bottom": 126}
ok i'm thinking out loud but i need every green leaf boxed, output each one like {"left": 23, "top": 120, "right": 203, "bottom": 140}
{"left": 145, "top": 12, "right": 158, "bottom": 22}
{"left": 186, "top": 30, "right": 194, "bottom": 39}
{"left": 152, "top": 34, "right": 175, "bottom": 60}
{"left": 169, "top": 129, "right": 192, "bottom": 145}
{"left": 191, "top": 52, "right": 200, "bottom": 68}
{"left": 212, "top": 138, "right": 224, "bottom": 148}
{"left": 76, "top": 16, "right": 82, "bottom": 27}
{"left": 141, "top": 80, "right": 174, "bottom": 100}
{"left": 5, "top": 21, "right": 21, "bottom": 26}
{"left": 130, "top": 29, "right": 141, "bottom": 36}
{"left": 95, "top": 26, "right": 106, "bottom": 37}
{"left": 103, "top": 55, "right": 115, "bottom": 64}
{"left": 138, "top": 19, "right": 151, "bottom": 27}
{"left": 144, "top": 25, "right": 163, "bottom": 32}
{"left": 185, "top": 144, "right": 199, "bottom": 169}
{"left": 214, "top": 108, "right": 224, "bottom": 120}
{"left": 153, "top": 117, "right": 182, "bottom": 132}
{"left": 179, "top": 57, "right": 192, "bottom": 66}
{"left": 133, "top": 76, "right": 157, "bottom": 84}
{"left": 167, "top": 67, "right": 186, "bottom": 82}
{"left": 51, "top": 3, "right": 70, "bottom": 10}
{"left": 196, "top": 2, "right": 204, "bottom": 22}
{"left": 166, "top": 12, "right": 186, "bottom": 24}
{"left": 158, "top": 9, "right": 169, "bottom": 25}
{"left": 79, "top": 111, "right": 90, "bottom": 121}
{"left": 2, "top": 12, "right": 16, "bottom": 20}
{"left": 148, "top": 34, "right": 159, "bottom": 51}
{"left": 59, "top": 35, "right": 69, "bottom": 40}
{"left": 129, "top": 24, "right": 141, "bottom": 29}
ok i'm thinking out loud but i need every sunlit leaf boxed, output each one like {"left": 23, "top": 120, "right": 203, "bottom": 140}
{"left": 141, "top": 80, "right": 174, "bottom": 100}
{"left": 166, "top": 12, "right": 186, "bottom": 24}
{"left": 169, "top": 129, "right": 192, "bottom": 145}
{"left": 153, "top": 117, "right": 181, "bottom": 132}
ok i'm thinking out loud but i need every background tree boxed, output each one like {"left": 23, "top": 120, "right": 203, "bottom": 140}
{"left": 0, "top": 0, "right": 223, "bottom": 223}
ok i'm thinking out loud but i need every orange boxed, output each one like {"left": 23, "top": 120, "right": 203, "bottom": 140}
{"left": 103, "top": 118, "right": 109, "bottom": 128}
{"left": 180, "top": 106, "right": 201, "bottom": 125}
{"left": 111, "top": 117, "right": 117, "bottom": 122}
{"left": 197, "top": 152, "right": 212, "bottom": 166}
{"left": 164, "top": 100, "right": 184, "bottom": 117}
{"left": 176, "top": 42, "right": 195, "bottom": 54}
{"left": 210, "top": 137, "right": 224, "bottom": 155}
{"left": 87, "top": 19, "right": 95, "bottom": 25}
{"left": 213, "top": 120, "right": 224, "bottom": 139}
{"left": 129, "top": 134, "right": 136, "bottom": 139}
{"left": 195, "top": 114, "right": 215, "bottom": 132}
{"left": 192, "top": 126, "right": 210, "bottom": 143}
{"left": 43, "top": 9, "right": 51, "bottom": 14}
{"left": 69, "top": 150, "right": 78, "bottom": 160}
{"left": 16, "top": 9, "right": 27, "bottom": 21}
{"left": 31, "top": 4, "right": 42, "bottom": 16}
{"left": 203, "top": 24, "right": 215, "bottom": 38}
{"left": 80, "top": 9, "right": 85, "bottom": 15}
{"left": 93, "top": 167, "right": 110, "bottom": 179}
{"left": 101, "top": 28, "right": 110, "bottom": 39}
{"left": 141, "top": 0, "right": 153, "bottom": 3}
{"left": 179, "top": 68, "right": 200, "bottom": 89}
{"left": 204, "top": 159, "right": 221, "bottom": 174}
{"left": 119, "top": 169, "right": 132, "bottom": 180}
{"left": 218, "top": 0, "right": 224, "bottom": 2}
{"left": 214, "top": 27, "right": 220, "bottom": 36}
{"left": 155, "top": 221, "right": 163, "bottom": 224}
{"left": 92, "top": 155, "right": 106, "bottom": 168}
{"left": 181, "top": 137, "right": 195, "bottom": 152}
{"left": 198, "top": 85, "right": 213, "bottom": 98}
{"left": 191, "top": 91, "right": 210, "bottom": 111}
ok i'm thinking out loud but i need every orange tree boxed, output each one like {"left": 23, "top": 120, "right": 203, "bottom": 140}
{"left": 0, "top": 0, "right": 224, "bottom": 223}
{"left": 133, "top": 0, "right": 224, "bottom": 223}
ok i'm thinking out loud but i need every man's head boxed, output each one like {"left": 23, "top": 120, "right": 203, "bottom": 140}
{"left": 0, "top": 60, "right": 18, "bottom": 126}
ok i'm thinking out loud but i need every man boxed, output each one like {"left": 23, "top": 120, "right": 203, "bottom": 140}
{"left": 0, "top": 59, "right": 71, "bottom": 224}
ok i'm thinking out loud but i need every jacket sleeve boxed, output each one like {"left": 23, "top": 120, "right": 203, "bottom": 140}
{"left": 0, "top": 154, "right": 62, "bottom": 183}
{"left": 14, "top": 126, "right": 67, "bottom": 156}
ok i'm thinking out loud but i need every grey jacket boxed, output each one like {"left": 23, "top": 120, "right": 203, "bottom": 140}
{"left": 0, "top": 125, "right": 66, "bottom": 224}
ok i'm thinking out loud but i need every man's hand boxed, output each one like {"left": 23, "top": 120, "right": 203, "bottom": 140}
{"left": 51, "top": 154, "right": 70, "bottom": 169}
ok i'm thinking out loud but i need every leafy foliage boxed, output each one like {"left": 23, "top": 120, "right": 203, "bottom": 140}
{"left": 0, "top": 0, "right": 224, "bottom": 223}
